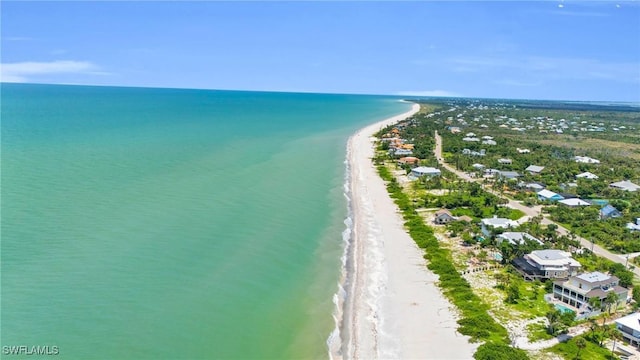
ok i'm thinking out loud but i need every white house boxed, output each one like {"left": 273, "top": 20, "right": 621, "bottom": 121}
{"left": 410, "top": 166, "right": 441, "bottom": 178}
{"left": 472, "top": 163, "right": 485, "bottom": 170}
{"left": 482, "top": 140, "right": 497, "bottom": 146}
{"left": 525, "top": 165, "right": 545, "bottom": 174}
{"left": 576, "top": 172, "right": 599, "bottom": 180}
{"left": 498, "top": 158, "right": 512, "bottom": 165}
{"left": 481, "top": 216, "right": 518, "bottom": 236}
{"left": 558, "top": 198, "right": 591, "bottom": 207}
{"left": 627, "top": 219, "right": 640, "bottom": 231}
{"left": 553, "top": 271, "right": 628, "bottom": 311}
{"left": 496, "top": 232, "right": 543, "bottom": 246}
{"left": 616, "top": 312, "right": 640, "bottom": 348}
{"left": 537, "top": 189, "right": 564, "bottom": 202}
{"left": 513, "top": 249, "right": 581, "bottom": 281}
{"left": 575, "top": 156, "right": 600, "bottom": 164}
{"left": 517, "top": 148, "right": 531, "bottom": 154}
{"left": 462, "top": 137, "right": 480, "bottom": 142}
{"left": 610, "top": 180, "right": 640, "bottom": 192}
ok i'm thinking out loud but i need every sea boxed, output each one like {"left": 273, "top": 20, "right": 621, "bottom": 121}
{"left": 1, "top": 83, "right": 411, "bottom": 359}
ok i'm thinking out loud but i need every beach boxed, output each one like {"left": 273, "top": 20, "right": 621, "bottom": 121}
{"left": 341, "top": 103, "right": 478, "bottom": 359}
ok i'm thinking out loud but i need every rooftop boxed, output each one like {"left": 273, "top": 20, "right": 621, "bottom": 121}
{"left": 610, "top": 180, "right": 640, "bottom": 192}
{"left": 526, "top": 165, "right": 545, "bottom": 173}
{"left": 616, "top": 312, "right": 640, "bottom": 332}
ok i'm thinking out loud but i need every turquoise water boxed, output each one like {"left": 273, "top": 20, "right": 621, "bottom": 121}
{"left": 1, "top": 83, "right": 410, "bottom": 359}
{"left": 555, "top": 303, "right": 575, "bottom": 314}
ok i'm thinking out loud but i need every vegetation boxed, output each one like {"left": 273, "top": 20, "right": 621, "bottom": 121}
{"left": 474, "top": 342, "right": 529, "bottom": 360}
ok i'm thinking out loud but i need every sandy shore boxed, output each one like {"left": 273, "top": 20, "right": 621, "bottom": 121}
{"left": 341, "top": 103, "right": 477, "bottom": 359}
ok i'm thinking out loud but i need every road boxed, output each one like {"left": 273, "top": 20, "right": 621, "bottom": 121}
{"left": 433, "top": 130, "right": 640, "bottom": 278}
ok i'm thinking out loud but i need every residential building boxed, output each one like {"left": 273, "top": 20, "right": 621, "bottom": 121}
{"left": 558, "top": 198, "right": 591, "bottom": 207}
{"left": 481, "top": 216, "right": 518, "bottom": 236}
{"left": 627, "top": 218, "right": 640, "bottom": 231}
{"left": 524, "top": 182, "right": 545, "bottom": 191}
{"left": 482, "top": 140, "right": 497, "bottom": 146}
{"left": 496, "top": 232, "right": 543, "bottom": 246}
{"left": 517, "top": 148, "right": 531, "bottom": 154}
{"left": 397, "top": 157, "right": 420, "bottom": 166}
{"left": 575, "top": 156, "right": 600, "bottom": 164}
{"left": 410, "top": 166, "right": 441, "bottom": 178}
{"left": 434, "top": 209, "right": 456, "bottom": 224}
{"left": 472, "top": 163, "right": 485, "bottom": 170}
{"left": 462, "top": 137, "right": 480, "bottom": 142}
{"left": 497, "top": 171, "right": 521, "bottom": 180}
{"left": 615, "top": 312, "right": 640, "bottom": 348}
{"left": 537, "top": 189, "right": 564, "bottom": 202}
{"left": 390, "top": 148, "right": 413, "bottom": 156}
{"left": 525, "top": 165, "right": 545, "bottom": 174}
{"left": 610, "top": 180, "right": 640, "bottom": 192}
{"left": 512, "top": 249, "right": 581, "bottom": 281}
{"left": 553, "top": 271, "right": 627, "bottom": 311}
{"left": 600, "top": 204, "right": 622, "bottom": 220}
{"left": 498, "top": 158, "right": 512, "bottom": 165}
{"left": 576, "top": 172, "right": 599, "bottom": 180}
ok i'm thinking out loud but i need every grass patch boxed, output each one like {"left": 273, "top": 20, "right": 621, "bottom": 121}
{"left": 546, "top": 335, "right": 615, "bottom": 360}
{"left": 527, "top": 322, "right": 554, "bottom": 342}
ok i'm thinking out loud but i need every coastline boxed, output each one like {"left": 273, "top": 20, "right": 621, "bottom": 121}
{"left": 336, "top": 103, "right": 478, "bottom": 359}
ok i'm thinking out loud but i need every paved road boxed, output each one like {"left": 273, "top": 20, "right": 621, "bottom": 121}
{"left": 433, "top": 130, "right": 640, "bottom": 278}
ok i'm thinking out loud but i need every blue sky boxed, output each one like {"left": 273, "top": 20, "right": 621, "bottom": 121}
{"left": 2, "top": 1, "right": 639, "bottom": 101}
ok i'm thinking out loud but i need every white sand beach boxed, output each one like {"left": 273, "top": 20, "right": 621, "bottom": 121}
{"left": 342, "top": 103, "right": 478, "bottom": 359}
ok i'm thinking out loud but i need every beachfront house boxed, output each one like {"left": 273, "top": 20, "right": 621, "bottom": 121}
{"left": 553, "top": 271, "right": 628, "bottom": 312}
{"left": 576, "top": 172, "right": 599, "bottom": 180}
{"left": 481, "top": 216, "right": 518, "bottom": 237}
{"left": 525, "top": 165, "right": 545, "bottom": 175}
{"left": 496, "top": 232, "right": 543, "bottom": 246}
{"left": 512, "top": 249, "right": 581, "bottom": 281}
{"left": 615, "top": 312, "right": 640, "bottom": 348}
{"left": 410, "top": 166, "right": 441, "bottom": 179}
{"left": 434, "top": 209, "right": 456, "bottom": 225}
{"left": 600, "top": 205, "right": 622, "bottom": 220}
{"left": 537, "top": 189, "right": 564, "bottom": 202}
{"left": 610, "top": 180, "right": 640, "bottom": 192}
{"left": 397, "top": 157, "right": 420, "bottom": 166}
{"left": 558, "top": 198, "right": 591, "bottom": 207}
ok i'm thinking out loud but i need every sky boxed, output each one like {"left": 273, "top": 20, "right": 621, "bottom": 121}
{"left": 1, "top": 1, "right": 639, "bottom": 102}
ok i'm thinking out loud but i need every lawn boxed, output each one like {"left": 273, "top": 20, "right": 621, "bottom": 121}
{"left": 546, "top": 335, "right": 616, "bottom": 360}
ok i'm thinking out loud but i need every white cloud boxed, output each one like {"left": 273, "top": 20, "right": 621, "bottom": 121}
{"left": 0, "top": 60, "right": 104, "bottom": 82}
{"left": 396, "top": 90, "right": 461, "bottom": 97}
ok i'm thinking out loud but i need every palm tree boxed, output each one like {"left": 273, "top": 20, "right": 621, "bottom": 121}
{"left": 546, "top": 309, "right": 561, "bottom": 336}
{"left": 575, "top": 337, "right": 587, "bottom": 359}
{"left": 605, "top": 291, "right": 619, "bottom": 315}
{"left": 588, "top": 297, "right": 601, "bottom": 313}
{"left": 610, "top": 329, "right": 623, "bottom": 357}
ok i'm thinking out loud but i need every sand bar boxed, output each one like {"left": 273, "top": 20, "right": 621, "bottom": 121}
{"left": 342, "top": 103, "right": 478, "bottom": 359}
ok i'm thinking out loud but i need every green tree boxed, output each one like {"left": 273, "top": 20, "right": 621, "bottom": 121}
{"left": 610, "top": 329, "right": 623, "bottom": 357}
{"left": 575, "top": 337, "right": 587, "bottom": 359}
{"left": 605, "top": 291, "right": 619, "bottom": 315}
{"left": 546, "top": 309, "right": 562, "bottom": 336}
{"left": 506, "top": 283, "right": 521, "bottom": 304}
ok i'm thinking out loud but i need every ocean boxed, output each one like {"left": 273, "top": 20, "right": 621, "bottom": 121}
{"left": 1, "top": 83, "right": 410, "bottom": 359}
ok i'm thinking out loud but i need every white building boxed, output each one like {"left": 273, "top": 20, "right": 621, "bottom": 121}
{"left": 558, "top": 198, "right": 591, "bottom": 207}
{"left": 481, "top": 216, "right": 518, "bottom": 236}
{"left": 553, "top": 271, "right": 627, "bottom": 311}
{"left": 610, "top": 180, "right": 640, "bottom": 192}
{"left": 616, "top": 312, "right": 640, "bottom": 348}
{"left": 496, "top": 232, "right": 543, "bottom": 246}
{"left": 410, "top": 166, "right": 441, "bottom": 178}
{"left": 575, "top": 156, "right": 600, "bottom": 164}
{"left": 576, "top": 172, "right": 599, "bottom": 180}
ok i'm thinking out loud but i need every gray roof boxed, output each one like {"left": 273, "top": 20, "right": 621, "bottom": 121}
{"left": 498, "top": 171, "right": 521, "bottom": 179}
{"left": 497, "top": 232, "right": 543, "bottom": 245}
{"left": 526, "top": 165, "right": 545, "bottom": 173}
{"left": 610, "top": 180, "right": 640, "bottom": 192}
{"left": 530, "top": 249, "right": 569, "bottom": 261}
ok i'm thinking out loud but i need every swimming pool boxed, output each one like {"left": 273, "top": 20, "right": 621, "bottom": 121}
{"left": 555, "top": 303, "right": 575, "bottom": 314}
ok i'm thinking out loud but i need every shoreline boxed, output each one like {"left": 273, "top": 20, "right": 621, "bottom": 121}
{"left": 335, "top": 103, "right": 478, "bottom": 359}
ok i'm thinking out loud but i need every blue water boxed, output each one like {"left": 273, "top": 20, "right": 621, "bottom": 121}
{"left": 555, "top": 303, "right": 576, "bottom": 314}
{"left": 1, "top": 83, "right": 411, "bottom": 359}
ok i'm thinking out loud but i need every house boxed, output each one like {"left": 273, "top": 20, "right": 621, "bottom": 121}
{"left": 626, "top": 218, "right": 640, "bottom": 231}
{"left": 481, "top": 216, "right": 518, "bottom": 236}
{"left": 615, "top": 312, "right": 640, "bottom": 348}
{"left": 397, "top": 157, "right": 420, "bottom": 166}
{"left": 410, "top": 166, "right": 441, "bottom": 178}
{"left": 610, "top": 180, "right": 640, "bottom": 192}
{"left": 390, "top": 148, "right": 413, "bottom": 156}
{"left": 482, "top": 135, "right": 493, "bottom": 140}
{"left": 524, "top": 182, "right": 545, "bottom": 191}
{"left": 553, "top": 271, "right": 628, "bottom": 311}
{"left": 472, "top": 163, "right": 485, "bottom": 170}
{"left": 496, "top": 232, "right": 543, "bottom": 246}
{"left": 576, "top": 172, "right": 599, "bottom": 180}
{"left": 482, "top": 140, "right": 497, "bottom": 146}
{"left": 575, "top": 156, "right": 600, "bottom": 164}
{"left": 497, "top": 171, "right": 521, "bottom": 180}
{"left": 525, "top": 165, "right": 545, "bottom": 174}
{"left": 484, "top": 169, "right": 501, "bottom": 177}
{"left": 462, "top": 137, "right": 480, "bottom": 142}
{"left": 517, "top": 148, "right": 531, "bottom": 154}
{"left": 498, "top": 158, "right": 512, "bottom": 165}
{"left": 600, "top": 204, "right": 622, "bottom": 220}
{"left": 537, "top": 189, "right": 564, "bottom": 202}
{"left": 434, "top": 209, "right": 456, "bottom": 224}
{"left": 512, "top": 249, "right": 581, "bottom": 281}
{"left": 558, "top": 198, "right": 591, "bottom": 207}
